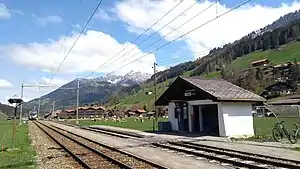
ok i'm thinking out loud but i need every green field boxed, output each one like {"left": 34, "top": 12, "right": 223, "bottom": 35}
{"left": 202, "top": 71, "right": 221, "bottom": 78}
{"left": 113, "top": 78, "right": 176, "bottom": 110}
{"left": 228, "top": 42, "right": 300, "bottom": 70}
{"left": 68, "top": 116, "right": 299, "bottom": 142}
{"left": 0, "top": 121, "right": 35, "bottom": 169}
{"left": 253, "top": 117, "right": 300, "bottom": 139}
{"left": 0, "top": 112, "right": 8, "bottom": 120}
{"left": 74, "top": 116, "right": 300, "bottom": 142}
{"left": 74, "top": 117, "right": 168, "bottom": 132}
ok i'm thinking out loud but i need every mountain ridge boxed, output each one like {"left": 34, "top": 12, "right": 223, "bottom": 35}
{"left": 23, "top": 71, "right": 151, "bottom": 114}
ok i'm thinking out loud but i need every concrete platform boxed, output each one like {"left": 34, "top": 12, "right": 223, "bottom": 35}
{"left": 185, "top": 139, "right": 300, "bottom": 161}
{"left": 47, "top": 121, "right": 224, "bottom": 169}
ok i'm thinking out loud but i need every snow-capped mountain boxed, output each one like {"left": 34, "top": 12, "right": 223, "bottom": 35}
{"left": 92, "top": 71, "right": 151, "bottom": 86}
{"left": 24, "top": 71, "right": 152, "bottom": 111}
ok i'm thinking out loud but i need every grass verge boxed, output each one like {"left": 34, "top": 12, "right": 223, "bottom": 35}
{"left": 71, "top": 117, "right": 168, "bottom": 132}
{"left": 0, "top": 120, "right": 35, "bottom": 169}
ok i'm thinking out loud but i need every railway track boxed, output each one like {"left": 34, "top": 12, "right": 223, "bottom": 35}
{"left": 54, "top": 121, "right": 145, "bottom": 139}
{"left": 152, "top": 141, "right": 300, "bottom": 169}
{"left": 35, "top": 121, "right": 169, "bottom": 169}
{"left": 87, "top": 126, "right": 145, "bottom": 139}
{"left": 50, "top": 121, "right": 300, "bottom": 168}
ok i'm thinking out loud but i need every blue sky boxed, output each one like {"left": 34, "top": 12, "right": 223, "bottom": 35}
{"left": 0, "top": 0, "right": 299, "bottom": 104}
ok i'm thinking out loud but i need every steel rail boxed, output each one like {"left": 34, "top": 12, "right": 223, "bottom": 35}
{"left": 152, "top": 142, "right": 272, "bottom": 169}
{"left": 47, "top": 122, "right": 170, "bottom": 169}
{"left": 170, "top": 141, "right": 300, "bottom": 169}
{"left": 35, "top": 121, "right": 133, "bottom": 169}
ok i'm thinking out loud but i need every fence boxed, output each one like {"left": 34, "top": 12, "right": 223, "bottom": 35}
{"left": 253, "top": 105, "right": 300, "bottom": 138}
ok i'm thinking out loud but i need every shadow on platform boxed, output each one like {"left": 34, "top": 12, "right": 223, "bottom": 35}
{"left": 144, "top": 131, "right": 219, "bottom": 138}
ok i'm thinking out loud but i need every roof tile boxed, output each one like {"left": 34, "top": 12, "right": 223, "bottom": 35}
{"left": 181, "top": 76, "right": 266, "bottom": 102}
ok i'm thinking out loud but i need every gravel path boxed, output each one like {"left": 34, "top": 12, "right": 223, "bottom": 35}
{"left": 28, "top": 121, "right": 82, "bottom": 169}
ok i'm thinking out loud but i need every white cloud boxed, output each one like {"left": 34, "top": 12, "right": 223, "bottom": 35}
{"left": 72, "top": 24, "right": 82, "bottom": 30}
{"left": 0, "top": 79, "right": 12, "bottom": 88}
{"left": 0, "top": 3, "right": 11, "bottom": 19}
{"left": 114, "top": 0, "right": 300, "bottom": 58}
{"left": 2, "top": 30, "right": 164, "bottom": 76}
{"left": 39, "top": 77, "right": 69, "bottom": 86}
{"left": 11, "top": 9, "right": 24, "bottom": 15}
{"left": 95, "top": 8, "right": 117, "bottom": 21}
{"left": 36, "top": 15, "right": 63, "bottom": 26}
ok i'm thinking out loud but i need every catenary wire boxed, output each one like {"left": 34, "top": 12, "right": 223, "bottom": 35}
{"left": 99, "top": 0, "right": 203, "bottom": 70}
{"left": 106, "top": 0, "right": 251, "bottom": 76}
{"left": 102, "top": 1, "right": 216, "bottom": 75}
{"left": 50, "top": 0, "right": 104, "bottom": 81}
{"left": 84, "top": 0, "right": 186, "bottom": 78}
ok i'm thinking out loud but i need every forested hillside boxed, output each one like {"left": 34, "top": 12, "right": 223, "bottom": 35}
{"left": 0, "top": 103, "right": 30, "bottom": 117}
{"left": 107, "top": 10, "right": 300, "bottom": 110}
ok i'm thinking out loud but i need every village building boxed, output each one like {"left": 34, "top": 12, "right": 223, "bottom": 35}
{"left": 78, "top": 106, "right": 105, "bottom": 118}
{"left": 260, "top": 82, "right": 294, "bottom": 99}
{"left": 251, "top": 59, "right": 269, "bottom": 67}
{"left": 124, "top": 110, "right": 135, "bottom": 117}
{"left": 269, "top": 98, "right": 300, "bottom": 106}
{"left": 58, "top": 109, "right": 74, "bottom": 119}
{"left": 155, "top": 76, "right": 265, "bottom": 138}
{"left": 134, "top": 109, "right": 147, "bottom": 116}
{"left": 273, "top": 62, "right": 294, "bottom": 71}
{"left": 58, "top": 106, "right": 105, "bottom": 119}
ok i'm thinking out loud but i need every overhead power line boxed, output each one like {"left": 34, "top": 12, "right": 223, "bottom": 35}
{"left": 104, "top": 1, "right": 215, "bottom": 74}
{"left": 84, "top": 0, "right": 185, "bottom": 78}
{"left": 50, "top": 0, "right": 104, "bottom": 81}
{"left": 100, "top": 0, "right": 201, "bottom": 69}
{"left": 107, "top": 0, "right": 251, "bottom": 75}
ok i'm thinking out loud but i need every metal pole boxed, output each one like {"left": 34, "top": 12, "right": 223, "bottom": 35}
{"left": 153, "top": 62, "right": 158, "bottom": 131}
{"left": 12, "top": 106, "right": 17, "bottom": 149}
{"left": 38, "top": 97, "right": 41, "bottom": 120}
{"left": 216, "top": 0, "right": 218, "bottom": 16}
{"left": 76, "top": 79, "right": 80, "bottom": 124}
{"left": 19, "top": 84, "right": 24, "bottom": 124}
{"left": 297, "top": 105, "right": 300, "bottom": 119}
{"left": 52, "top": 101, "right": 55, "bottom": 114}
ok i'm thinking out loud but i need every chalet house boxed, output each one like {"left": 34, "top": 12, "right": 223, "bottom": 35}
{"left": 260, "top": 82, "right": 294, "bottom": 99}
{"left": 58, "top": 106, "right": 105, "bottom": 119}
{"left": 58, "top": 109, "right": 74, "bottom": 119}
{"left": 251, "top": 59, "right": 269, "bottom": 67}
{"left": 269, "top": 98, "right": 300, "bottom": 106}
{"left": 124, "top": 110, "right": 135, "bottom": 117}
{"left": 273, "top": 62, "right": 294, "bottom": 71}
{"left": 134, "top": 109, "right": 147, "bottom": 116}
{"left": 78, "top": 106, "right": 105, "bottom": 118}
{"left": 155, "top": 76, "right": 265, "bottom": 138}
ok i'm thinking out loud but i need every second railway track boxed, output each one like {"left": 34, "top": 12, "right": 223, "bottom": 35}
{"left": 50, "top": 121, "right": 300, "bottom": 169}
{"left": 55, "top": 121, "right": 144, "bottom": 139}
{"left": 35, "top": 121, "right": 168, "bottom": 169}
{"left": 152, "top": 141, "right": 300, "bottom": 169}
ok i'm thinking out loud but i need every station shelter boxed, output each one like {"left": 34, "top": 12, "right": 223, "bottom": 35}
{"left": 155, "top": 76, "right": 266, "bottom": 137}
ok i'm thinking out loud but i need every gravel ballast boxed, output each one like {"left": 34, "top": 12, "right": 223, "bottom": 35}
{"left": 28, "top": 121, "right": 82, "bottom": 169}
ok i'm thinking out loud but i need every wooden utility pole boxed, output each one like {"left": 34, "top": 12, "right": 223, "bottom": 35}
{"left": 76, "top": 79, "right": 80, "bottom": 124}
{"left": 38, "top": 97, "right": 41, "bottom": 120}
{"left": 153, "top": 62, "right": 158, "bottom": 131}
{"left": 52, "top": 101, "right": 55, "bottom": 115}
{"left": 19, "top": 84, "right": 24, "bottom": 124}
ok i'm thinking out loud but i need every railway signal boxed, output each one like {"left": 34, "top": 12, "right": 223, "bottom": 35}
{"left": 8, "top": 94, "right": 23, "bottom": 150}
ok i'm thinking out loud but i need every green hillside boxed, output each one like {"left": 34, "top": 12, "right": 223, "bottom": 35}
{"left": 0, "top": 111, "right": 8, "bottom": 120}
{"left": 114, "top": 41, "right": 300, "bottom": 110}
{"left": 228, "top": 41, "right": 300, "bottom": 70}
